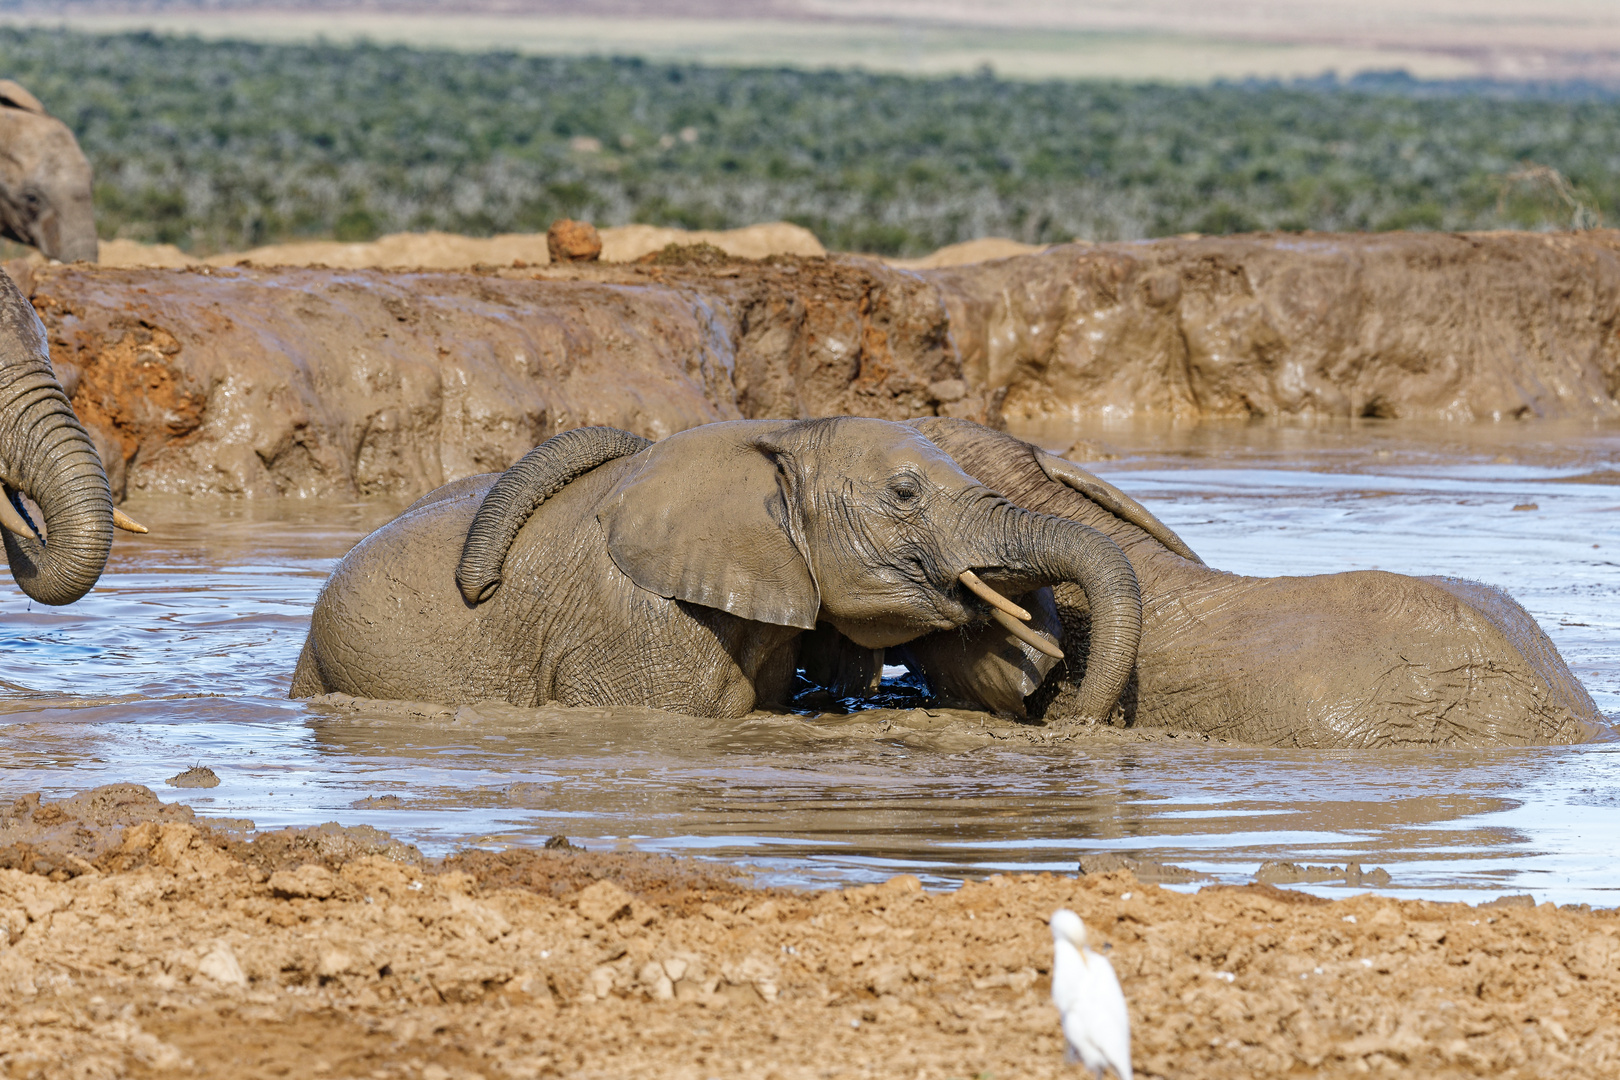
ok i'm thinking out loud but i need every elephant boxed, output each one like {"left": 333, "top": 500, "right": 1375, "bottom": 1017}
{"left": 290, "top": 418, "right": 1144, "bottom": 719}
{"left": 891, "top": 418, "right": 1606, "bottom": 748}
{"left": 0, "top": 80, "right": 97, "bottom": 264}
{"left": 0, "top": 268, "right": 142, "bottom": 605}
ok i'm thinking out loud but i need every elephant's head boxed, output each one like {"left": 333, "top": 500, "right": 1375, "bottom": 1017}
{"left": 0, "top": 269, "right": 136, "bottom": 605}
{"left": 579, "top": 417, "right": 1143, "bottom": 720}
{"left": 0, "top": 80, "right": 97, "bottom": 264}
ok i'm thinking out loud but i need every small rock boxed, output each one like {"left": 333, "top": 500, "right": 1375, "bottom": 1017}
{"left": 196, "top": 944, "right": 246, "bottom": 987}
{"left": 547, "top": 218, "right": 602, "bottom": 263}
{"left": 1511, "top": 503, "right": 1539, "bottom": 512}
{"left": 543, "top": 834, "right": 577, "bottom": 850}
{"left": 1482, "top": 893, "right": 1536, "bottom": 909}
{"left": 165, "top": 766, "right": 220, "bottom": 789}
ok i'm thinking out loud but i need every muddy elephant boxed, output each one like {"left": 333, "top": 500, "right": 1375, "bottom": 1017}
{"left": 291, "top": 418, "right": 1143, "bottom": 718}
{"left": 0, "top": 270, "right": 142, "bottom": 605}
{"left": 894, "top": 419, "right": 1605, "bottom": 748}
{"left": 0, "top": 80, "right": 96, "bottom": 264}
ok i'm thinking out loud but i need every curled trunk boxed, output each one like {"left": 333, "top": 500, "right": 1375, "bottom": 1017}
{"left": 457, "top": 426, "right": 651, "bottom": 604}
{"left": 0, "top": 272, "right": 112, "bottom": 605}
{"left": 991, "top": 508, "right": 1146, "bottom": 725}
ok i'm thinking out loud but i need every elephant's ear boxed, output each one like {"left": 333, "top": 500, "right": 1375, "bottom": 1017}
{"left": 0, "top": 81, "right": 47, "bottom": 116}
{"left": 598, "top": 423, "right": 820, "bottom": 629}
{"left": 1034, "top": 450, "right": 1205, "bottom": 565}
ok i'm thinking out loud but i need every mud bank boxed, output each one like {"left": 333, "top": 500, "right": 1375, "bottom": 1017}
{"left": 26, "top": 257, "right": 981, "bottom": 499}
{"left": 17, "top": 230, "right": 1620, "bottom": 499}
{"left": 930, "top": 230, "right": 1620, "bottom": 426}
{"left": 1, "top": 786, "right": 1616, "bottom": 1080}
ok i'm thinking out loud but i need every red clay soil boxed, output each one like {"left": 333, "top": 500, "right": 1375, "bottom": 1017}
{"left": 13, "top": 230, "right": 1620, "bottom": 501}
{"left": 1, "top": 786, "right": 1616, "bottom": 1080}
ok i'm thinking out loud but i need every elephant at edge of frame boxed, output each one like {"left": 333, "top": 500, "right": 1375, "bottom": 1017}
{"left": 889, "top": 418, "right": 1607, "bottom": 749}
{"left": 0, "top": 80, "right": 98, "bottom": 264}
{"left": 290, "top": 417, "right": 1144, "bottom": 720}
{"left": 0, "top": 267, "right": 144, "bottom": 605}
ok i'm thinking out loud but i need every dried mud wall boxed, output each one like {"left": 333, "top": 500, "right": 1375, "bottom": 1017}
{"left": 19, "top": 230, "right": 1620, "bottom": 500}
{"left": 927, "top": 230, "right": 1620, "bottom": 424}
{"left": 27, "top": 260, "right": 981, "bottom": 500}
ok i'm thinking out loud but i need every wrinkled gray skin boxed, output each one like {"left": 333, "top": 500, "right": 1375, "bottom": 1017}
{"left": 0, "top": 268, "right": 115, "bottom": 604}
{"left": 896, "top": 419, "right": 1606, "bottom": 748}
{"left": 292, "top": 418, "right": 1142, "bottom": 719}
{"left": 0, "top": 81, "right": 97, "bottom": 263}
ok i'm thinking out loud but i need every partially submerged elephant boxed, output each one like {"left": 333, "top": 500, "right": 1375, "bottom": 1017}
{"left": 897, "top": 419, "right": 1605, "bottom": 748}
{"left": 291, "top": 418, "right": 1144, "bottom": 718}
{"left": 0, "top": 81, "right": 97, "bottom": 264}
{"left": 0, "top": 269, "right": 142, "bottom": 604}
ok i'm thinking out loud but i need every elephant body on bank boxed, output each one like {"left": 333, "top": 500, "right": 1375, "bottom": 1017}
{"left": 292, "top": 419, "right": 1143, "bottom": 719}
{"left": 898, "top": 419, "right": 1604, "bottom": 748}
{"left": 0, "top": 81, "right": 97, "bottom": 264}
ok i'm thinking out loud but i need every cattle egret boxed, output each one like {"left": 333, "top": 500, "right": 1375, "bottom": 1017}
{"left": 1050, "top": 908, "right": 1132, "bottom": 1080}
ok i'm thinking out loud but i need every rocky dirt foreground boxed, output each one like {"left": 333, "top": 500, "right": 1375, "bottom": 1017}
{"left": 0, "top": 786, "right": 1615, "bottom": 1079}
{"left": 14, "top": 229, "right": 1620, "bottom": 501}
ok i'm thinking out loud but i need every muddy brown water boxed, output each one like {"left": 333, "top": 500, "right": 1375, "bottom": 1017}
{"left": 1, "top": 420, "right": 1616, "bottom": 904}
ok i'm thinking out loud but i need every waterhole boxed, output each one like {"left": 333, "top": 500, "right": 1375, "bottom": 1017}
{"left": 1, "top": 419, "right": 1615, "bottom": 902}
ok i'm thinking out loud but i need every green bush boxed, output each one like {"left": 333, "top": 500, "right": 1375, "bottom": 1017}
{"left": 4, "top": 27, "right": 1615, "bottom": 256}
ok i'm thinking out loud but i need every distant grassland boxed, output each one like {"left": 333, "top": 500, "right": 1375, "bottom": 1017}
{"left": 4, "top": 26, "right": 1618, "bottom": 256}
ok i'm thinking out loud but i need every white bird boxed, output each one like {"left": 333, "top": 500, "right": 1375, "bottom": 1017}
{"left": 1050, "top": 908, "right": 1133, "bottom": 1080}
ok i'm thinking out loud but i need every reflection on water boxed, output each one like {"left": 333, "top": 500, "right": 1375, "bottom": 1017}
{"left": 0, "top": 419, "right": 1616, "bottom": 903}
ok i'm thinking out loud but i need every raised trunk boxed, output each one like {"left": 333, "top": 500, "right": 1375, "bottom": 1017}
{"left": 0, "top": 274, "right": 112, "bottom": 605}
{"left": 42, "top": 194, "right": 98, "bottom": 264}
{"left": 969, "top": 500, "right": 1143, "bottom": 722}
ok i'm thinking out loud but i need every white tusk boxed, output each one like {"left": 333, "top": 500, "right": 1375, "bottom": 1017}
{"left": 959, "top": 569, "right": 1031, "bottom": 621}
{"left": 112, "top": 508, "right": 148, "bottom": 534}
{"left": 992, "top": 607, "right": 1064, "bottom": 660}
{"left": 0, "top": 488, "right": 38, "bottom": 541}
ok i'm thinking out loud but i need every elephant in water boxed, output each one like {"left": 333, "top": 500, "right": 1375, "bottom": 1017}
{"left": 292, "top": 418, "right": 1143, "bottom": 719}
{"left": 0, "top": 80, "right": 97, "bottom": 264}
{"left": 893, "top": 418, "right": 1605, "bottom": 748}
{"left": 0, "top": 269, "right": 142, "bottom": 604}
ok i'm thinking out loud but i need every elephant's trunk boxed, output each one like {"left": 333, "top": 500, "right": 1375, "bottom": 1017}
{"left": 972, "top": 501, "right": 1142, "bottom": 722}
{"left": 42, "top": 197, "right": 98, "bottom": 264}
{"left": 458, "top": 426, "right": 652, "bottom": 604}
{"left": 0, "top": 274, "right": 112, "bottom": 605}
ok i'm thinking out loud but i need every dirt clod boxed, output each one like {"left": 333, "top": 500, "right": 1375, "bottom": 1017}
{"left": 1255, "top": 860, "right": 1393, "bottom": 887}
{"left": 165, "top": 765, "right": 220, "bottom": 788}
{"left": 546, "top": 218, "right": 602, "bottom": 262}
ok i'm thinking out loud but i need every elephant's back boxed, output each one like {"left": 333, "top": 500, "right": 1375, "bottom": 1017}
{"left": 306, "top": 488, "right": 493, "bottom": 700}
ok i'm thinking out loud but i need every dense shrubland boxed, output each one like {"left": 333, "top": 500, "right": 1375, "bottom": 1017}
{"left": 4, "top": 26, "right": 1617, "bottom": 255}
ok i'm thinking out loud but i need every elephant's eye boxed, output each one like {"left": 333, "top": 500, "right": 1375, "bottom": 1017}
{"left": 890, "top": 478, "right": 919, "bottom": 502}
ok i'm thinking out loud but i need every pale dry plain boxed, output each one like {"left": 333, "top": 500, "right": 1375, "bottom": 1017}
{"left": 16, "top": 0, "right": 1620, "bottom": 82}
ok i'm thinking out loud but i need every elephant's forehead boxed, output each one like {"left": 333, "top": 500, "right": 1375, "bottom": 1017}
{"left": 819, "top": 418, "right": 967, "bottom": 479}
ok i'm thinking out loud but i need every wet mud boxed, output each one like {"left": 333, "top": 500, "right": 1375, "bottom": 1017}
{"left": 933, "top": 230, "right": 1620, "bottom": 426}
{"left": 26, "top": 256, "right": 981, "bottom": 501}
{"left": 13, "top": 230, "right": 1620, "bottom": 503}
{"left": 2, "top": 785, "right": 1618, "bottom": 1080}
